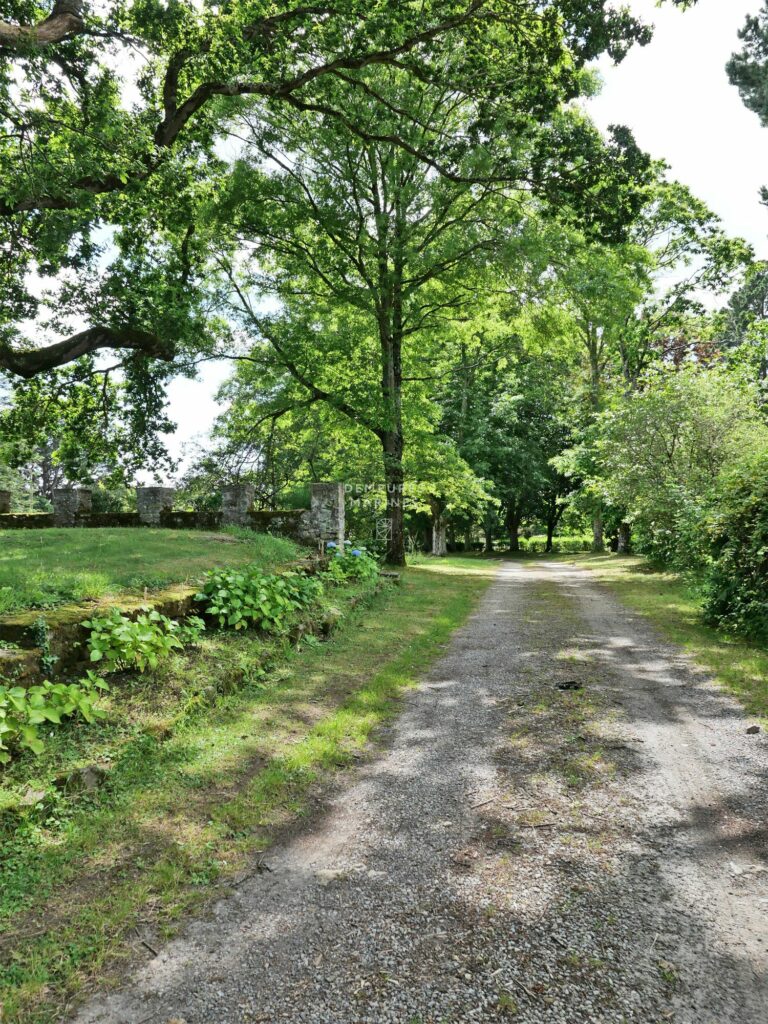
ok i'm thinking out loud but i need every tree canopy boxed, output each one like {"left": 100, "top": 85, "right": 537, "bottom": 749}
{"left": 1, "top": 0, "right": 655, "bottom": 380}
{"left": 3, "top": 0, "right": 768, "bottom": 625}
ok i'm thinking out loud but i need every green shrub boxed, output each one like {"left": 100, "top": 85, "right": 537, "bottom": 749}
{"left": 0, "top": 672, "right": 109, "bottom": 763}
{"left": 196, "top": 566, "right": 323, "bottom": 632}
{"left": 83, "top": 608, "right": 201, "bottom": 673}
{"left": 518, "top": 536, "right": 591, "bottom": 554}
{"left": 590, "top": 366, "right": 767, "bottom": 573}
{"left": 323, "top": 545, "right": 380, "bottom": 583}
{"left": 703, "top": 447, "right": 768, "bottom": 641}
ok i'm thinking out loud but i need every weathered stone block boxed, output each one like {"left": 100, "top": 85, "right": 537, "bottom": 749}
{"left": 310, "top": 482, "right": 345, "bottom": 548}
{"left": 52, "top": 488, "right": 92, "bottom": 526}
{"left": 136, "top": 486, "right": 175, "bottom": 525}
{"left": 221, "top": 483, "right": 255, "bottom": 527}
{"left": 0, "top": 490, "right": 10, "bottom": 514}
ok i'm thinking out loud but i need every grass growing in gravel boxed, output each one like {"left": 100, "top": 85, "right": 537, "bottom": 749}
{"left": 0, "top": 528, "right": 299, "bottom": 613}
{"left": 0, "top": 557, "right": 495, "bottom": 1024}
{"left": 569, "top": 553, "right": 768, "bottom": 722}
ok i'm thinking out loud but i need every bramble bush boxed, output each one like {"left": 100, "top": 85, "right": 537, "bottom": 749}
{"left": 0, "top": 672, "right": 109, "bottom": 763}
{"left": 196, "top": 566, "right": 323, "bottom": 632}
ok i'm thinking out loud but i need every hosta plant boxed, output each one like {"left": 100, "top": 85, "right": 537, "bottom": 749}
{"left": 196, "top": 566, "right": 323, "bottom": 632}
{"left": 83, "top": 607, "right": 187, "bottom": 673}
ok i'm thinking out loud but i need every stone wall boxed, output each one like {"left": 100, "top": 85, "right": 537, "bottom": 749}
{"left": 249, "top": 508, "right": 314, "bottom": 542}
{"left": 160, "top": 510, "right": 221, "bottom": 531}
{"left": 0, "top": 513, "right": 55, "bottom": 529}
{"left": 87, "top": 512, "right": 140, "bottom": 528}
{"left": 0, "top": 481, "right": 346, "bottom": 547}
{"left": 52, "top": 488, "right": 92, "bottom": 526}
{"left": 136, "top": 487, "right": 175, "bottom": 526}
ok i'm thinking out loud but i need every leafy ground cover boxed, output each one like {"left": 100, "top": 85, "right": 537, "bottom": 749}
{"left": 0, "top": 528, "right": 300, "bottom": 614}
{"left": 569, "top": 553, "right": 768, "bottom": 722}
{"left": 0, "top": 557, "right": 495, "bottom": 1024}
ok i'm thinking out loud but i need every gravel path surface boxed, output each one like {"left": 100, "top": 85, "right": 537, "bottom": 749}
{"left": 73, "top": 561, "right": 768, "bottom": 1024}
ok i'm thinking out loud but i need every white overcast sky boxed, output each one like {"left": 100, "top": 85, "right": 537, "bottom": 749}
{"left": 161, "top": 0, "right": 768, "bottom": 476}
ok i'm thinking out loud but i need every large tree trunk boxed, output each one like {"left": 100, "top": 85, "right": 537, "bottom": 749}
{"left": 484, "top": 510, "right": 495, "bottom": 553}
{"left": 545, "top": 518, "right": 555, "bottom": 553}
{"left": 382, "top": 432, "right": 405, "bottom": 566}
{"left": 432, "top": 519, "right": 447, "bottom": 556}
{"left": 508, "top": 522, "right": 520, "bottom": 552}
{"left": 592, "top": 508, "right": 605, "bottom": 553}
{"left": 376, "top": 191, "right": 408, "bottom": 566}
{"left": 506, "top": 504, "right": 522, "bottom": 553}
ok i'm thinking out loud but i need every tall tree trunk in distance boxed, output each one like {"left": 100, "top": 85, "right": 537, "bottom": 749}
{"left": 617, "top": 521, "right": 632, "bottom": 553}
{"left": 592, "top": 507, "right": 605, "bottom": 552}
{"left": 429, "top": 496, "right": 447, "bottom": 556}
{"left": 586, "top": 326, "right": 607, "bottom": 554}
{"left": 484, "top": 510, "right": 495, "bottom": 553}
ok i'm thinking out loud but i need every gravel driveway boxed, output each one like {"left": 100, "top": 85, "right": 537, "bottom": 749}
{"left": 73, "top": 561, "right": 768, "bottom": 1024}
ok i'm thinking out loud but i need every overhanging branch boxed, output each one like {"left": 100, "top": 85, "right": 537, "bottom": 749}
{"left": 0, "top": 327, "right": 175, "bottom": 378}
{"left": 0, "top": 0, "right": 84, "bottom": 50}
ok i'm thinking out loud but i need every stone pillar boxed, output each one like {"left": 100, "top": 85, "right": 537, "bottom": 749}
{"left": 52, "top": 488, "right": 92, "bottom": 526}
{"left": 136, "top": 486, "right": 175, "bottom": 526}
{"left": 311, "top": 482, "right": 345, "bottom": 548}
{"left": 0, "top": 490, "right": 10, "bottom": 514}
{"left": 221, "top": 483, "right": 255, "bottom": 527}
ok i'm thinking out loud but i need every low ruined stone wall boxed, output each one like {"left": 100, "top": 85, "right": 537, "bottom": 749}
{"left": 160, "top": 510, "right": 221, "bottom": 530}
{"left": 0, "top": 481, "right": 346, "bottom": 548}
{"left": 86, "top": 512, "right": 140, "bottom": 528}
{"left": 250, "top": 505, "right": 313, "bottom": 540}
{"left": 0, "top": 512, "right": 55, "bottom": 529}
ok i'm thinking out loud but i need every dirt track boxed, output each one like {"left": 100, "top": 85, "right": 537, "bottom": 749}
{"left": 73, "top": 560, "right": 768, "bottom": 1024}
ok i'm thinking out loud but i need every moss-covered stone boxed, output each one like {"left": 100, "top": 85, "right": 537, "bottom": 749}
{"left": 0, "top": 647, "right": 43, "bottom": 686}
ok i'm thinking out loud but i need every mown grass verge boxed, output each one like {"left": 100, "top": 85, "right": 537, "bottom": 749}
{"left": 0, "top": 528, "right": 299, "bottom": 614}
{"left": 0, "top": 557, "right": 495, "bottom": 1023}
{"left": 568, "top": 553, "right": 768, "bottom": 722}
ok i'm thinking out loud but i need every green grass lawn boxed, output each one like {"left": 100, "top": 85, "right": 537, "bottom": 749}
{"left": 568, "top": 553, "right": 768, "bottom": 722}
{"left": 0, "top": 557, "right": 496, "bottom": 1024}
{"left": 0, "top": 528, "right": 301, "bottom": 615}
